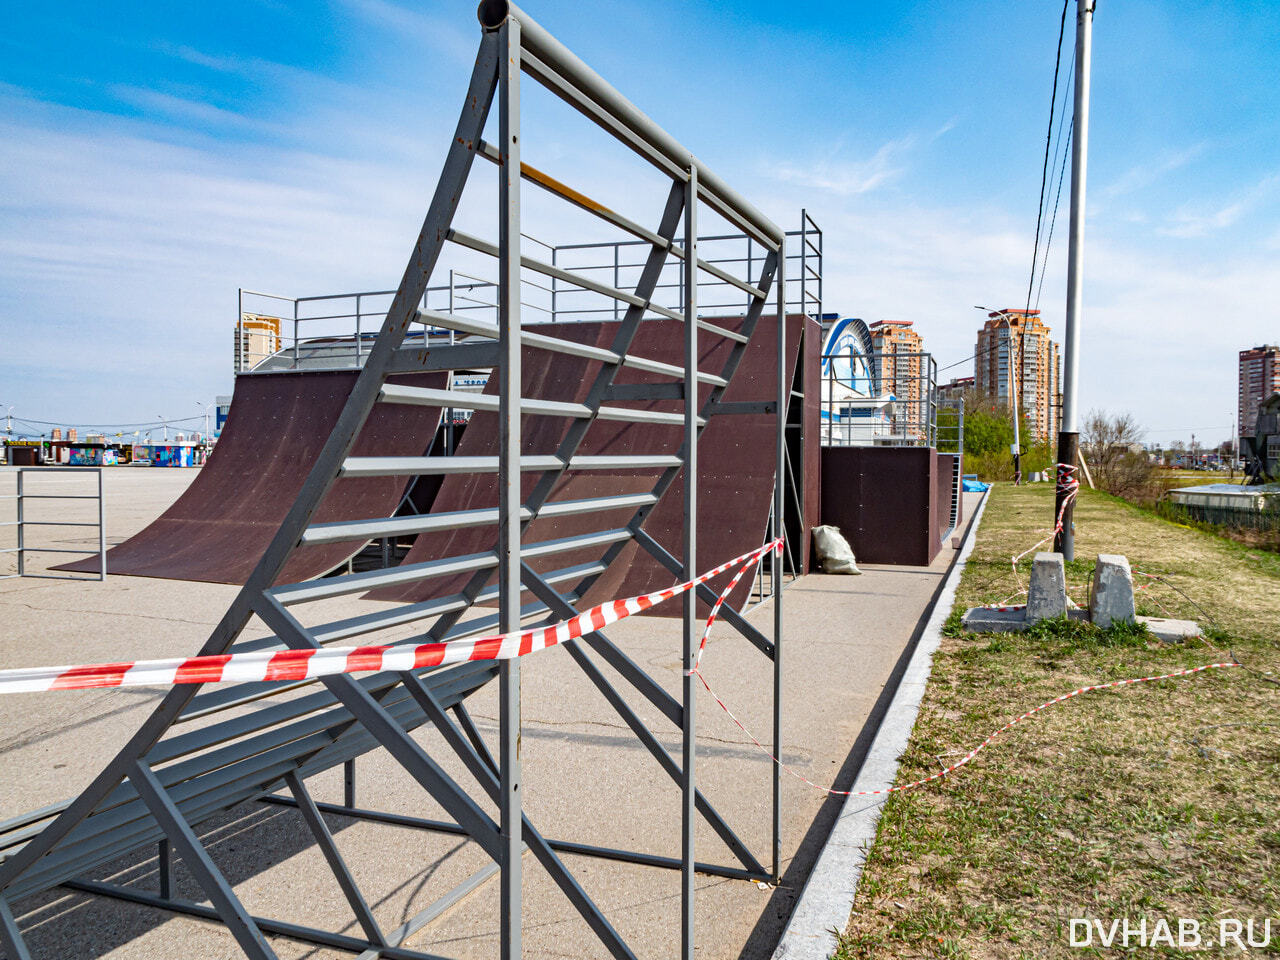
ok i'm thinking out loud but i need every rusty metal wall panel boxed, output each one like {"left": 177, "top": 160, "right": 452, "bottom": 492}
{"left": 370, "top": 316, "right": 803, "bottom": 615}
{"left": 57, "top": 370, "right": 444, "bottom": 584}
{"left": 819, "top": 445, "right": 943, "bottom": 566}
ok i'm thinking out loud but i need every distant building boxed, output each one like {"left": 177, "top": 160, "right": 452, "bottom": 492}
{"left": 937, "top": 376, "right": 973, "bottom": 402}
{"left": 868, "top": 320, "right": 927, "bottom": 439}
{"left": 1238, "top": 344, "right": 1280, "bottom": 435}
{"left": 235, "top": 314, "right": 283, "bottom": 372}
{"left": 974, "top": 309, "right": 1061, "bottom": 443}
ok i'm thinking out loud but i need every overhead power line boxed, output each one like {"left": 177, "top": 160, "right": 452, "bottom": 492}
{"left": 1022, "top": 0, "right": 1072, "bottom": 322}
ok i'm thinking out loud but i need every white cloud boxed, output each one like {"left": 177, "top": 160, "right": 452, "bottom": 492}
{"left": 771, "top": 135, "right": 918, "bottom": 197}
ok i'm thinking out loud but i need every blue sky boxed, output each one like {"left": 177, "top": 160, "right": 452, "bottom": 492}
{"left": 3, "top": 0, "right": 1278, "bottom": 444}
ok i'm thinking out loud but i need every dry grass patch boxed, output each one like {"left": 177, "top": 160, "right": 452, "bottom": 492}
{"left": 835, "top": 483, "right": 1280, "bottom": 959}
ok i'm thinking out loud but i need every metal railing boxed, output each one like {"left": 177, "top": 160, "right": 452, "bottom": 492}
{"left": 820, "top": 350, "right": 939, "bottom": 447}
{"left": 0, "top": 467, "right": 105, "bottom": 581}
{"left": 239, "top": 213, "right": 821, "bottom": 376}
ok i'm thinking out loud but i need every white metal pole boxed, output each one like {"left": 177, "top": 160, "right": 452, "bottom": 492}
{"left": 1055, "top": 0, "right": 1094, "bottom": 559}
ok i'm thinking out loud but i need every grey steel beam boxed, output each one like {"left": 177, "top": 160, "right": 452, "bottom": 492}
{"left": 603, "top": 382, "right": 684, "bottom": 402}
{"left": 417, "top": 309, "right": 621, "bottom": 364}
{"left": 378, "top": 383, "right": 591, "bottom": 419}
{"left": 385, "top": 340, "right": 501, "bottom": 374}
{"left": 129, "top": 761, "right": 279, "bottom": 960}
{"left": 0, "top": 897, "right": 31, "bottom": 960}
{"left": 496, "top": 19, "right": 523, "bottom": 960}
{"left": 519, "top": 564, "right": 765, "bottom": 876}
{"left": 63, "top": 879, "right": 452, "bottom": 960}
{"left": 565, "top": 250, "right": 778, "bottom": 609}
{"left": 416, "top": 307, "right": 727, "bottom": 387}
{"left": 0, "top": 31, "right": 502, "bottom": 895}
{"left": 477, "top": 2, "right": 783, "bottom": 249}
{"left": 772, "top": 242, "right": 786, "bottom": 884}
{"left": 355, "top": 861, "right": 500, "bottom": 959}
{"left": 397, "top": 674, "right": 636, "bottom": 960}
{"left": 259, "top": 798, "right": 765, "bottom": 884}
{"left": 253, "top": 597, "right": 505, "bottom": 862}
{"left": 449, "top": 227, "right": 686, "bottom": 323}
{"left": 631, "top": 527, "right": 773, "bottom": 658}
{"left": 283, "top": 771, "right": 386, "bottom": 947}
{"left": 681, "top": 168, "right": 699, "bottom": 960}
{"left": 338, "top": 453, "right": 681, "bottom": 478}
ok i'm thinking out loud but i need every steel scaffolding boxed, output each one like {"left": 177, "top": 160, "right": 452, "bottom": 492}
{"left": 0, "top": 4, "right": 790, "bottom": 959}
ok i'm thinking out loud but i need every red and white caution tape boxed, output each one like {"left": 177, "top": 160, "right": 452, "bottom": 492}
{"left": 0, "top": 540, "right": 782, "bottom": 695}
{"left": 696, "top": 659, "right": 1241, "bottom": 798}
{"left": 1011, "top": 462, "right": 1079, "bottom": 575}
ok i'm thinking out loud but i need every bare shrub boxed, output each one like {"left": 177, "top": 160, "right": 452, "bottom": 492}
{"left": 1081, "top": 409, "right": 1155, "bottom": 499}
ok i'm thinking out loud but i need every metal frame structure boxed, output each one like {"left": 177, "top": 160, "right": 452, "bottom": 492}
{"left": 0, "top": 5, "right": 790, "bottom": 958}
{"left": 235, "top": 210, "right": 821, "bottom": 376}
{"left": 0, "top": 467, "right": 105, "bottom": 581}
{"left": 820, "top": 349, "right": 939, "bottom": 447}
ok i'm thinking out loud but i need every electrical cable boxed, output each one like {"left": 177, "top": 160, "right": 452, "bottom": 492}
{"left": 1022, "top": 0, "right": 1072, "bottom": 321}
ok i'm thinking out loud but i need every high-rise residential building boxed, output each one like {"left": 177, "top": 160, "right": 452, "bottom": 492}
{"left": 235, "top": 314, "right": 283, "bottom": 372}
{"left": 868, "top": 319, "right": 927, "bottom": 439}
{"left": 1238, "top": 345, "right": 1280, "bottom": 435}
{"left": 974, "top": 308, "right": 1061, "bottom": 443}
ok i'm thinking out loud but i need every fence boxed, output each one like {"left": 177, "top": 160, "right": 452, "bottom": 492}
{"left": 820, "top": 350, "right": 939, "bottom": 447}
{"left": 0, "top": 467, "right": 105, "bottom": 581}
{"left": 236, "top": 212, "right": 822, "bottom": 377}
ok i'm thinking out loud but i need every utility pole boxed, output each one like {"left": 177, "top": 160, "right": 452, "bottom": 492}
{"left": 1054, "top": 0, "right": 1094, "bottom": 560}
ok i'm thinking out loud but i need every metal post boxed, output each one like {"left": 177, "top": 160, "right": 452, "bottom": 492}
{"left": 15, "top": 470, "right": 23, "bottom": 577}
{"left": 355, "top": 294, "right": 363, "bottom": 363}
{"left": 157, "top": 838, "right": 171, "bottom": 899}
{"left": 772, "top": 241, "right": 785, "bottom": 883}
{"left": 293, "top": 301, "right": 300, "bottom": 370}
{"left": 1055, "top": 0, "right": 1094, "bottom": 560}
{"left": 344, "top": 759, "right": 356, "bottom": 808}
{"left": 680, "top": 166, "right": 698, "bottom": 960}
{"left": 496, "top": 19, "right": 523, "bottom": 960}
{"left": 237, "top": 290, "right": 244, "bottom": 374}
{"left": 447, "top": 271, "right": 456, "bottom": 454}
{"left": 97, "top": 468, "right": 105, "bottom": 580}
{"left": 550, "top": 248, "right": 558, "bottom": 323}
{"left": 613, "top": 244, "right": 620, "bottom": 322}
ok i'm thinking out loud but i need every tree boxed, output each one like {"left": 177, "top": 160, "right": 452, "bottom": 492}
{"left": 1082, "top": 409, "right": 1153, "bottom": 498}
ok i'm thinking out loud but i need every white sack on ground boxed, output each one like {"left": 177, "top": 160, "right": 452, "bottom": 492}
{"left": 812, "top": 524, "right": 861, "bottom": 575}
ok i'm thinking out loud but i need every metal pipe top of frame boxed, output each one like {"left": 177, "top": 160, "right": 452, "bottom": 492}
{"left": 476, "top": 0, "right": 784, "bottom": 250}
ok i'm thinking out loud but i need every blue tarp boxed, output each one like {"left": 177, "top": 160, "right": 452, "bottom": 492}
{"left": 962, "top": 478, "right": 990, "bottom": 492}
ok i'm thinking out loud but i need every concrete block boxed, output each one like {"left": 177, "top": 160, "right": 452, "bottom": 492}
{"left": 962, "top": 607, "right": 1028, "bottom": 633}
{"left": 1090, "top": 554, "right": 1136, "bottom": 628}
{"left": 1026, "top": 551, "right": 1067, "bottom": 621}
{"left": 1137, "top": 616, "right": 1202, "bottom": 642}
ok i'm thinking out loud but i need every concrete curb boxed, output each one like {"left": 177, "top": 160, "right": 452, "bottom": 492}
{"left": 771, "top": 489, "right": 992, "bottom": 960}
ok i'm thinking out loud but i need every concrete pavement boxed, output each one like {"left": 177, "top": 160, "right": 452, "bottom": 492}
{"left": 0, "top": 468, "right": 979, "bottom": 959}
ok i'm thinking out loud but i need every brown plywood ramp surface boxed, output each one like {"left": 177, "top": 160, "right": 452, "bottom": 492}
{"left": 368, "top": 316, "right": 802, "bottom": 614}
{"left": 58, "top": 370, "right": 444, "bottom": 584}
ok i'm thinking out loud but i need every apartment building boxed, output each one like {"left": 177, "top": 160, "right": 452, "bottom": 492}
{"left": 974, "top": 308, "right": 1061, "bottom": 443}
{"left": 1238, "top": 344, "right": 1280, "bottom": 435}
{"left": 868, "top": 319, "right": 928, "bottom": 438}
{"left": 235, "top": 314, "right": 283, "bottom": 372}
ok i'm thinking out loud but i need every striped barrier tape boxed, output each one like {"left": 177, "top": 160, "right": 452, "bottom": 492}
{"left": 0, "top": 539, "right": 782, "bottom": 695}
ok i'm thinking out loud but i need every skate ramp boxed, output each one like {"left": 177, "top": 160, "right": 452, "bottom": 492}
{"left": 58, "top": 370, "right": 445, "bottom": 584}
{"left": 368, "top": 315, "right": 803, "bottom": 613}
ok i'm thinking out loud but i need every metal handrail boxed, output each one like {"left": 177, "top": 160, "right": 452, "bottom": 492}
{"left": 0, "top": 467, "right": 105, "bottom": 581}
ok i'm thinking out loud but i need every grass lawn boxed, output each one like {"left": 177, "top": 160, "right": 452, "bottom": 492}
{"left": 836, "top": 482, "right": 1280, "bottom": 958}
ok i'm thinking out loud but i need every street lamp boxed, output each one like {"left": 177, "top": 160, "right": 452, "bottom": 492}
{"left": 974, "top": 306, "right": 1023, "bottom": 483}
{"left": 157, "top": 415, "right": 168, "bottom": 443}
{"left": 196, "top": 400, "right": 215, "bottom": 443}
